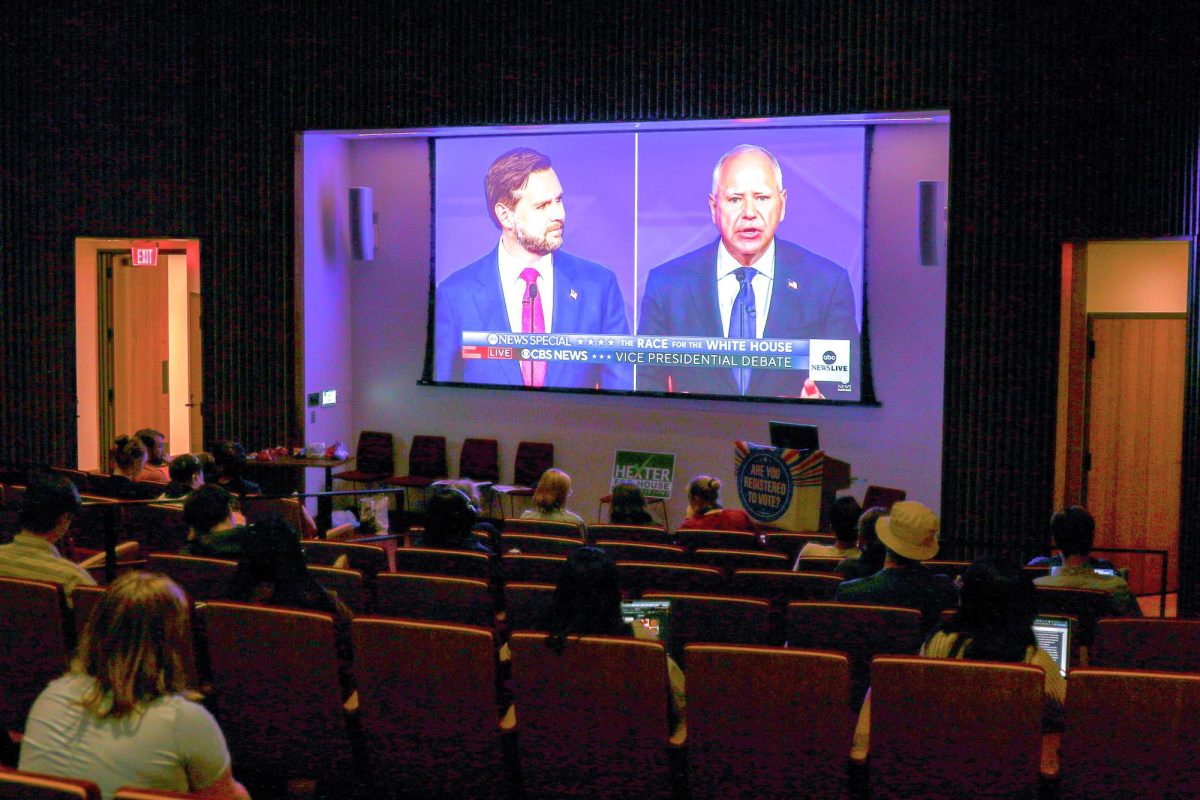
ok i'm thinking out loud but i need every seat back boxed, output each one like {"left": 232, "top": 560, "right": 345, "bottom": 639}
{"left": 728, "top": 570, "right": 843, "bottom": 604}
{"left": 691, "top": 548, "right": 789, "bottom": 573}
{"left": 145, "top": 553, "right": 236, "bottom": 601}
{"left": 302, "top": 539, "right": 388, "bottom": 577}
{"left": 795, "top": 556, "right": 845, "bottom": 573}
{"left": 642, "top": 592, "right": 775, "bottom": 661}
{"left": 121, "top": 503, "right": 190, "bottom": 554}
{"left": 503, "top": 582, "right": 555, "bottom": 631}
{"left": 589, "top": 523, "right": 671, "bottom": 545}
{"left": 1059, "top": 667, "right": 1200, "bottom": 799}
{"left": 925, "top": 559, "right": 971, "bottom": 579}
{"left": 763, "top": 531, "right": 828, "bottom": 559}
{"left": 502, "top": 518, "right": 584, "bottom": 538}
{"left": 459, "top": 438, "right": 500, "bottom": 483}
{"left": 869, "top": 656, "right": 1043, "bottom": 800}
{"left": 1091, "top": 617, "right": 1200, "bottom": 672}
{"left": 0, "top": 769, "right": 101, "bottom": 800}
{"left": 201, "top": 602, "right": 352, "bottom": 779}
{"left": 392, "top": 546, "right": 493, "bottom": 579}
{"left": 374, "top": 573, "right": 495, "bottom": 628}
{"left": 66, "top": 495, "right": 120, "bottom": 552}
{"left": 615, "top": 561, "right": 724, "bottom": 597}
{"left": 0, "top": 578, "right": 71, "bottom": 733}
{"left": 240, "top": 496, "right": 314, "bottom": 537}
{"left": 512, "top": 442, "right": 554, "bottom": 488}
{"left": 674, "top": 529, "right": 763, "bottom": 552}
{"left": 308, "top": 565, "right": 366, "bottom": 613}
{"left": 508, "top": 632, "right": 672, "bottom": 799}
{"left": 112, "top": 789, "right": 196, "bottom": 800}
{"left": 70, "top": 584, "right": 107, "bottom": 642}
{"left": 861, "top": 485, "right": 906, "bottom": 511}
{"left": 499, "top": 533, "right": 583, "bottom": 556}
{"left": 498, "top": 553, "right": 566, "bottom": 586}
{"left": 595, "top": 541, "right": 687, "bottom": 564}
{"left": 355, "top": 430, "right": 396, "bottom": 475}
{"left": 408, "top": 435, "right": 448, "bottom": 479}
{"left": 1034, "top": 585, "right": 1110, "bottom": 647}
{"left": 787, "top": 601, "right": 924, "bottom": 708}
{"left": 685, "top": 645, "right": 853, "bottom": 800}
{"left": 353, "top": 617, "right": 506, "bottom": 800}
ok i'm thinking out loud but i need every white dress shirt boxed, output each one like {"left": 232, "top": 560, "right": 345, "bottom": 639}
{"left": 715, "top": 239, "right": 775, "bottom": 338}
{"left": 497, "top": 242, "right": 555, "bottom": 333}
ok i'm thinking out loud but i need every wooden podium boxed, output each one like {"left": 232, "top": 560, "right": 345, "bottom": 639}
{"left": 735, "top": 442, "right": 850, "bottom": 532}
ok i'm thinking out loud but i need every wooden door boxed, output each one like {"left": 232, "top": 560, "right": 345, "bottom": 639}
{"left": 1085, "top": 314, "right": 1186, "bottom": 594}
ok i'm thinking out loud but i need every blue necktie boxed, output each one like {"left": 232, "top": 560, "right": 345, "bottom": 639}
{"left": 730, "top": 266, "right": 757, "bottom": 395}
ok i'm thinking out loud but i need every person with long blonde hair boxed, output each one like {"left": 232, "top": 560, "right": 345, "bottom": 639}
{"left": 20, "top": 572, "right": 250, "bottom": 800}
{"left": 521, "top": 468, "right": 586, "bottom": 532}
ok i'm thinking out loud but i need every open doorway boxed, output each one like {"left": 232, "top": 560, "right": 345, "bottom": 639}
{"left": 1055, "top": 240, "right": 1189, "bottom": 603}
{"left": 75, "top": 238, "right": 202, "bottom": 471}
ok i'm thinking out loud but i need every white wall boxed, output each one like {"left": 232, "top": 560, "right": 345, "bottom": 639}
{"left": 306, "top": 122, "right": 949, "bottom": 525}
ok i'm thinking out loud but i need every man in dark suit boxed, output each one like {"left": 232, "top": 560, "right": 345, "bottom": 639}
{"left": 435, "top": 147, "right": 632, "bottom": 390}
{"left": 637, "top": 144, "right": 859, "bottom": 398}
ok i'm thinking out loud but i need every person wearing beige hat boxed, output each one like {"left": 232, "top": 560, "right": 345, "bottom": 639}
{"left": 834, "top": 500, "right": 957, "bottom": 631}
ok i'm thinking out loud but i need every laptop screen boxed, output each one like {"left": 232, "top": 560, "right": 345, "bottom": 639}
{"left": 621, "top": 598, "right": 672, "bottom": 648}
{"left": 1032, "top": 615, "right": 1071, "bottom": 677}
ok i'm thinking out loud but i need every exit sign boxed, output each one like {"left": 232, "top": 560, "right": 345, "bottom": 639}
{"left": 131, "top": 242, "right": 158, "bottom": 267}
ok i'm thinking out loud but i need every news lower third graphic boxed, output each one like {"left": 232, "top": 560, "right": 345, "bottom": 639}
{"left": 460, "top": 332, "right": 848, "bottom": 372}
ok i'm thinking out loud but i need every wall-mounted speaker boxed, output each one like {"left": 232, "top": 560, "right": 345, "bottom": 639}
{"left": 349, "top": 186, "right": 375, "bottom": 261}
{"left": 917, "top": 180, "right": 946, "bottom": 267}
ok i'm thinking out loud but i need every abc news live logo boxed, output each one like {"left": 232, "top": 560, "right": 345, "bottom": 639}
{"left": 808, "top": 339, "right": 851, "bottom": 391}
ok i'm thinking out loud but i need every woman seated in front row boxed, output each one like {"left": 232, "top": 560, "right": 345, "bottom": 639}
{"left": 20, "top": 571, "right": 251, "bottom": 800}
{"left": 850, "top": 560, "right": 1066, "bottom": 760}
{"left": 677, "top": 475, "right": 756, "bottom": 533}
{"left": 521, "top": 468, "right": 587, "bottom": 533}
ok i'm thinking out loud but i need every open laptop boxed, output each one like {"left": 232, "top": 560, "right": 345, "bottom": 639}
{"left": 621, "top": 598, "right": 672, "bottom": 649}
{"left": 1032, "top": 614, "right": 1072, "bottom": 677}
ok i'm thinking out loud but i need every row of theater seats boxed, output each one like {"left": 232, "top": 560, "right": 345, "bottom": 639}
{"left": 3, "top": 573, "right": 1200, "bottom": 799}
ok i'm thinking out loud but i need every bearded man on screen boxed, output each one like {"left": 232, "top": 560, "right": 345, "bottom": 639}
{"left": 637, "top": 144, "right": 859, "bottom": 398}
{"left": 434, "top": 147, "right": 632, "bottom": 390}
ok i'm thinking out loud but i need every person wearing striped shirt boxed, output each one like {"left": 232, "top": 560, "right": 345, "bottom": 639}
{"left": 0, "top": 474, "right": 96, "bottom": 603}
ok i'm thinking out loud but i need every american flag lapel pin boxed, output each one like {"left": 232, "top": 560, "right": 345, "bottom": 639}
{"left": 570, "top": 288, "right": 579, "bottom": 300}
{"left": 787, "top": 279, "right": 798, "bottom": 290}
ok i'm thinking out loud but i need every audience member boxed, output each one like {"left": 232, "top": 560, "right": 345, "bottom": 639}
{"left": 416, "top": 485, "right": 496, "bottom": 556}
{"left": 798, "top": 495, "right": 862, "bottom": 559}
{"left": 851, "top": 561, "right": 1065, "bottom": 759}
{"left": 834, "top": 500, "right": 956, "bottom": 631}
{"left": 160, "top": 453, "right": 204, "bottom": 500}
{"left": 539, "top": 546, "right": 685, "bottom": 739}
{"left": 431, "top": 479, "right": 501, "bottom": 551}
{"left": 678, "top": 475, "right": 756, "bottom": 533}
{"left": 182, "top": 485, "right": 253, "bottom": 558}
{"left": 521, "top": 468, "right": 587, "bottom": 532}
{"left": 135, "top": 427, "right": 172, "bottom": 482}
{"left": 209, "top": 441, "right": 262, "bottom": 496}
{"left": 608, "top": 481, "right": 655, "bottom": 526}
{"left": 97, "top": 435, "right": 163, "bottom": 499}
{"left": 835, "top": 506, "right": 888, "bottom": 580}
{"left": 227, "top": 516, "right": 355, "bottom": 700}
{"left": 0, "top": 474, "right": 95, "bottom": 603}
{"left": 19, "top": 571, "right": 250, "bottom": 800}
{"left": 1033, "top": 506, "right": 1142, "bottom": 617}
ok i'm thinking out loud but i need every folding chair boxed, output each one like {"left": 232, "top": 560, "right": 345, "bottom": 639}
{"left": 491, "top": 441, "right": 554, "bottom": 517}
{"left": 685, "top": 645, "right": 853, "bottom": 800}
{"left": 332, "top": 430, "right": 395, "bottom": 485}
{"left": 1058, "top": 667, "right": 1200, "bottom": 799}
{"left": 787, "top": 601, "right": 924, "bottom": 708}
{"left": 385, "top": 435, "right": 449, "bottom": 511}
{"left": 508, "top": 632, "right": 674, "bottom": 799}
{"left": 374, "top": 572, "right": 496, "bottom": 628}
{"left": 353, "top": 618, "right": 510, "bottom": 800}
{"left": 861, "top": 485, "right": 906, "bottom": 511}
{"left": 868, "top": 656, "right": 1044, "bottom": 800}
{"left": 201, "top": 602, "right": 355, "bottom": 786}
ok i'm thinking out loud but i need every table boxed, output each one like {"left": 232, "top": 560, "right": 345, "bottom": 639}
{"left": 246, "top": 456, "right": 351, "bottom": 531}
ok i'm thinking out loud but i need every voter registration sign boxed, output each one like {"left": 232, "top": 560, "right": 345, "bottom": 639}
{"left": 611, "top": 450, "right": 676, "bottom": 499}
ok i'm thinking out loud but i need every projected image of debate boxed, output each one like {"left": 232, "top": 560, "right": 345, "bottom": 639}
{"left": 431, "top": 122, "right": 866, "bottom": 403}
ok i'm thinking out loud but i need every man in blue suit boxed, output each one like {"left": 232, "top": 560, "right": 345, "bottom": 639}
{"left": 637, "top": 144, "right": 860, "bottom": 398}
{"left": 435, "top": 147, "right": 632, "bottom": 390}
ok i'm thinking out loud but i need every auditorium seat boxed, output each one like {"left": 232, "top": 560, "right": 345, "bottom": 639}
{"left": 594, "top": 540, "right": 687, "bottom": 564}
{"left": 122, "top": 503, "right": 190, "bottom": 554}
{"left": 508, "top": 632, "right": 674, "bottom": 799}
{"left": 374, "top": 572, "right": 496, "bottom": 628}
{"left": 0, "top": 768, "right": 100, "bottom": 800}
{"left": 728, "top": 569, "right": 843, "bottom": 605}
{"left": 685, "top": 645, "right": 853, "bottom": 800}
{"left": 1091, "top": 617, "right": 1200, "bottom": 672}
{"left": 1034, "top": 585, "right": 1110, "bottom": 652}
{"left": 0, "top": 578, "right": 71, "bottom": 749}
{"left": 352, "top": 617, "right": 511, "bottom": 800}
{"left": 764, "top": 531, "right": 831, "bottom": 560}
{"left": 308, "top": 564, "right": 366, "bottom": 613}
{"left": 501, "top": 553, "right": 567, "bottom": 585}
{"left": 112, "top": 789, "right": 196, "bottom": 800}
{"left": 691, "top": 548, "right": 789, "bottom": 573}
{"left": 787, "top": 601, "right": 923, "bottom": 708}
{"left": 392, "top": 546, "right": 493, "bottom": 580}
{"left": 675, "top": 528, "right": 763, "bottom": 552}
{"left": 501, "top": 517, "right": 584, "bottom": 539}
{"left": 616, "top": 561, "right": 724, "bottom": 598}
{"left": 588, "top": 523, "right": 671, "bottom": 545}
{"left": 641, "top": 592, "right": 776, "bottom": 661}
{"left": 146, "top": 553, "right": 236, "bottom": 601}
{"left": 1057, "top": 667, "right": 1200, "bottom": 799}
{"left": 867, "top": 656, "right": 1043, "bottom": 799}
{"left": 794, "top": 555, "right": 845, "bottom": 573}
{"left": 925, "top": 559, "right": 971, "bottom": 579}
{"left": 498, "top": 532, "right": 583, "bottom": 556}
{"left": 502, "top": 582, "right": 555, "bottom": 631}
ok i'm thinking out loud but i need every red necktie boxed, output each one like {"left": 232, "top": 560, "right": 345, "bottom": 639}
{"left": 520, "top": 267, "right": 546, "bottom": 387}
